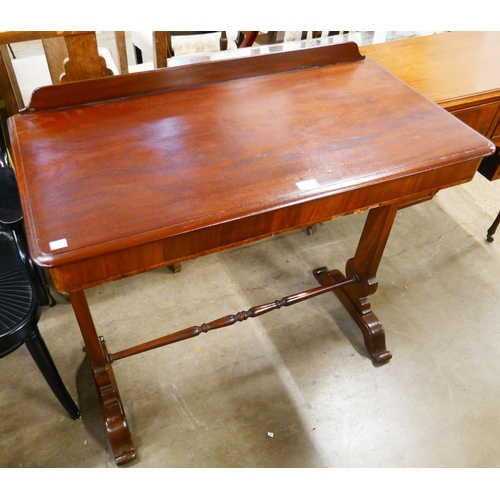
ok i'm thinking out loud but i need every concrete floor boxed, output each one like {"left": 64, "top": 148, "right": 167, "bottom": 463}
{"left": 1, "top": 171, "right": 499, "bottom": 468}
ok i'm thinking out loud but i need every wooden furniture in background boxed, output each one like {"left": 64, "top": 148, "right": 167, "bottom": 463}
{"left": 160, "top": 31, "right": 230, "bottom": 60}
{"left": 8, "top": 42, "right": 493, "bottom": 464}
{"left": 0, "top": 31, "right": 128, "bottom": 117}
{"left": 361, "top": 32, "right": 500, "bottom": 146}
{"left": 240, "top": 31, "right": 286, "bottom": 45}
{"left": 152, "top": 31, "right": 259, "bottom": 68}
{"left": 361, "top": 31, "right": 500, "bottom": 241}
{"left": 134, "top": 31, "right": 238, "bottom": 65}
{"left": 301, "top": 31, "right": 348, "bottom": 39}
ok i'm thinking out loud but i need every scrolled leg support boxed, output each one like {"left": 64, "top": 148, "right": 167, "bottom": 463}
{"left": 313, "top": 202, "right": 399, "bottom": 365}
{"left": 69, "top": 290, "right": 136, "bottom": 466}
{"left": 313, "top": 267, "right": 391, "bottom": 365}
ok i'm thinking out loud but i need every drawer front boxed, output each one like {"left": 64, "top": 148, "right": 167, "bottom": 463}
{"left": 451, "top": 101, "right": 500, "bottom": 137}
{"left": 491, "top": 115, "right": 500, "bottom": 145}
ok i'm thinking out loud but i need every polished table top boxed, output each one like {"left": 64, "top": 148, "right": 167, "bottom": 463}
{"left": 9, "top": 44, "right": 493, "bottom": 272}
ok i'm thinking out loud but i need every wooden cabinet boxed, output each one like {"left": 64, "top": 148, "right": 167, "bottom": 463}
{"left": 452, "top": 104, "right": 500, "bottom": 182}
{"left": 450, "top": 102, "right": 500, "bottom": 138}
{"left": 491, "top": 107, "right": 500, "bottom": 146}
{"left": 459, "top": 104, "right": 500, "bottom": 181}
{"left": 362, "top": 32, "right": 500, "bottom": 182}
{"left": 451, "top": 102, "right": 500, "bottom": 181}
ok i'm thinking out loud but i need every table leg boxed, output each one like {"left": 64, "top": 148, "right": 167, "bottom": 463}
{"left": 486, "top": 209, "right": 500, "bottom": 242}
{"left": 69, "top": 290, "right": 136, "bottom": 465}
{"left": 314, "top": 202, "right": 399, "bottom": 365}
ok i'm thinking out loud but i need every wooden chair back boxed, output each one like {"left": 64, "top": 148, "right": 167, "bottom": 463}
{"left": 301, "top": 31, "right": 349, "bottom": 39}
{"left": 0, "top": 31, "right": 128, "bottom": 117}
{"left": 152, "top": 31, "right": 260, "bottom": 69}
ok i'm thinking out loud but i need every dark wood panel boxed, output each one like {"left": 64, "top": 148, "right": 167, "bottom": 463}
{"left": 491, "top": 111, "right": 500, "bottom": 144}
{"left": 451, "top": 102, "right": 500, "bottom": 137}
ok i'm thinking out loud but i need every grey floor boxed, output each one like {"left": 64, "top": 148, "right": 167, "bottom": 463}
{"left": 1, "top": 174, "right": 499, "bottom": 468}
{"left": 1, "top": 32, "right": 500, "bottom": 468}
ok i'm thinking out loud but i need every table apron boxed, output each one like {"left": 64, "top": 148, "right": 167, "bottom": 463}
{"left": 48, "top": 158, "right": 480, "bottom": 292}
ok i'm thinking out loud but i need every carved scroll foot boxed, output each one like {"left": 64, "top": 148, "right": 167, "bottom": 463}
{"left": 98, "top": 338, "right": 136, "bottom": 465}
{"left": 313, "top": 267, "right": 392, "bottom": 365}
{"left": 70, "top": 290, "right": 136, "bottom": 465}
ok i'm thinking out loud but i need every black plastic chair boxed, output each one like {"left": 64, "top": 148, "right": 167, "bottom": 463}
{"left": 0, "top": 121, "right": 81, "bottom": 420}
